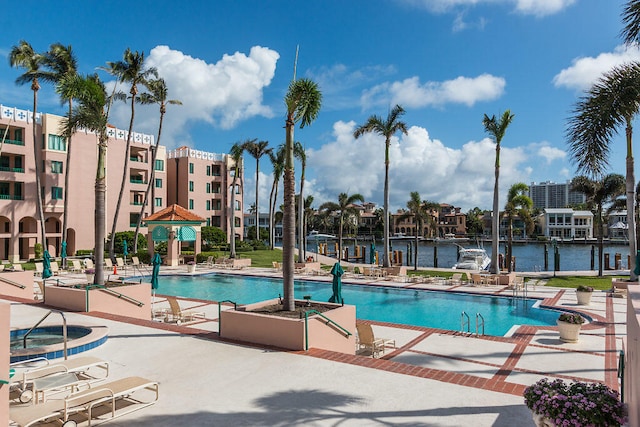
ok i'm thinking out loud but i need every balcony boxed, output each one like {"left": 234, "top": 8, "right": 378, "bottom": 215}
{"left": 0, "top": 194, "right": 23, "bottom": 200}
{"left": 2, "top": 139, "right": 24, "bottom": 146}
{"left": 129, "top": 178, "right": 148, "bottom": 185}
{"left": 0, "top": 167, "right": 24, "bottom": 173}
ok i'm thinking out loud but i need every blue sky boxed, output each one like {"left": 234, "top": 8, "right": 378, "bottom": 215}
{"left": 0, "top": 0, "right": 635, "bottom": 213}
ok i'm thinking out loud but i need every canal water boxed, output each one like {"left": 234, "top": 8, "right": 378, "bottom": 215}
{"left": 307, "top": 239, "right": 631, "bottom": 272}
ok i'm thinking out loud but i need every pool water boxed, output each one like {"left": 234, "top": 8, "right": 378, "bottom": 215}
{"left": 10, "top": 326, "right": 91, "bottom": 350}
{"left": 154, "top": 274, "right": 561, "bottom": 336}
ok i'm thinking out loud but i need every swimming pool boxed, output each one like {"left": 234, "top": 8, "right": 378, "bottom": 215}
{"left": 154, "top": 273, "right": 561, "bottom": 336}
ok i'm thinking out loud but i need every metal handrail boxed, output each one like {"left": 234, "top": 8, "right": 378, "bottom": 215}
{"left": 618, "top": 350, "right": 625, "bottom": 402}
{"left": 87, "top": 284, "right": 144, "bottom": 307}
{"left": 304, "top": 310, "right": 352, "bottom": 351}
{"left": 22, "top": 310, "right": 68, "bottom": 360}
{"left": 0, "top": 276, "right": 26, "bottom": 289}
{"left": 217, "top": 300, "right": 237, "bottom": 336}
{"left": 476, "top": 313, "right": 485, "bottom": 336}
{"left": 461, "top": 311, "right": 470, "bottom": 333}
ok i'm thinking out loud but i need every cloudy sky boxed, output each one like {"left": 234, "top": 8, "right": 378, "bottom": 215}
{"left": 0, "top": 0, "right": 635, "bottom": 213}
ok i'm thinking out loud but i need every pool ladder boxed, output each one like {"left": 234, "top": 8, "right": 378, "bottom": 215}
{"left": 460, "top": 311, "right": 485, "bottom": 336}
{"left": 22, "top": 310, "right": 68, "bottom": 360}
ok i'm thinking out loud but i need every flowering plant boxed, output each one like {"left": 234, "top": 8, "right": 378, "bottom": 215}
{"left": 84, "top": 268, "right": 95, "bottom": 274}
{"left": 577, "top": 285, "right": 594, "bottom": 292}
{"left": 558, "top": 312, "right": 585, "bottom": 324}
{"left": 187, "top": 261, "right": 196, "bottom": 265}
{"left": 524, "top": 378, "right": 626, "bottom": 426}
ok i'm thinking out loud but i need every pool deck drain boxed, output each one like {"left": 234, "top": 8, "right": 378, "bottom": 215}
{"left": 5, "top": 265, "right": 627, "bottom": 426}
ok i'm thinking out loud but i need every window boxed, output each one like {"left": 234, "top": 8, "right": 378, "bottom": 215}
{"left": 0, "top": 156, "right": 9, "bottom": 171}
{"left": 212, "top": 199, "right": 221, "bottom": 210}
{"left": 154, "top": 159, "right": 164, "bottom": 171}
{"left": 155, "top": 178, "right": 162, "bottom": 188}
{"left": 206, "top": 165, "right": 211, "bottom": 176}
{"left": 189, "top": 199, "right": 194, "bottom": 209}
{"left": 14, "top": 129, "right": 22, "bottom": 142}
{"left": 51, "top": 161, "right": 63, "bottom": 174}
{"left": 189, "top": 163, "right": 194, "bottom": 174}
{"left": 47, "top": 134, "right": 67, "bottom": 151}
{"left": 206, "top": 200, "right": 211, "bottom": 210}
{"left": 52, "top": 187, "right": 63, "bottom": 200}
{"left": 211, "top": 216, "right": 221, "bottom": 227}
{"left": 189, "top": 181, "right": 194, "bottom": 192}
{"left": 234, "top": 217, "right": 241, "bottom": 227}
{"left": 212, "top": 165, "right": 221, "bottom": 176}
{"left": 212, "top": 183, "right": 220, "bottom": 193}
{"left": 235, "top": 200, "right": 241, "bottom": 211}
{"left": 206, "top": 183, "right": 211, "bottom": 193}
{"left": 155, "top": 198, "right": 162, "bottom": 207}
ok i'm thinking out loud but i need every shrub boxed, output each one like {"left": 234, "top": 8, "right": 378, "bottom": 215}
{"left": 558, "top": 312, "right": 585, "bottom": 324}
{"left": 577, "top": 285, "right": 594, "bottom": 292}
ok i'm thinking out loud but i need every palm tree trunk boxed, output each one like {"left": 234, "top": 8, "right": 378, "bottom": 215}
{"left": 598, "top": 217, "right": 604, "bottom": 277}
{"left": 414, "top": 231, "right": 419, "bottom": 271}
{"left": 61, "top": 99, "right": 73, "bottom": 267}
{"left": 626, "top": 153, "right": 637, "bottom": 280}
{"left": 255, "top": 158, "right": 260, "bottom": 242}
{"left": 298, "top": 167, "right": 305, "bottom": 262}
{"left": 507, "top": 219, "right": 513, "bottom": 272}
{"left": 268, "top": 180, "right": 276, "bottom": 249}
{"left": 383, "top": 142, "right": 391, "bottom": 268}
{"left": 94, "top": 139, "right": 108, "bottom": 285}
{"left": 282, "top": 121, "right": 295, "bottom": 311}
{"left": 491, "top": 151, "right": 500, "bottom": 274}
{"left": 31, "top": 83, "right": 47, "bottom": 250}
{"left": 109, "top": 98, "right": 136, "bottom": 261}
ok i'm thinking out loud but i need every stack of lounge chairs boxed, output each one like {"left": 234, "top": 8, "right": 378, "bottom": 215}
{"left": 9, "top": 355, "right": 158, "bottom": 426}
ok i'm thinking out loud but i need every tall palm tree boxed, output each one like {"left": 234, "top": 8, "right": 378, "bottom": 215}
{"left": 503, "top": 182, "right": 533, "bottom": 272}
{"left": 59, "top": 73, "right": 114, "bottom": 285}
{"left": 268, "top": 145, "right": 285, "bottom": 249}
{"left": 9, "top": 41, "right": 48, "bottom": 250}
{"left": 354, "top": 104, "right": 408, "bottom": 268}
{"left": 571, "top": 174, "right": 625, "bottom": 276}
{"left": 243, "top": 140, "right": 271, "bottom": 243}
{"left": 621, "top": 0, "right": 640, "bottom": 45}
{"left": 293, "top": 141, "right": 307, "bottom": 261}
{"left": 42, "top": 43, "right": 78, "bottom": 266}
{"left": 105, "top": 48, "right": 158, "bottom": 261}
{"left": 397, "top": 192, "right": 430, "bottom": 271}
{"left": 566, "top": 62, "right": 640, "bottom": 280}
{"left": 319, "top": 192, "right": 365, "bottom": 260}
{"left": 282, "top": 78, "right": 322, "bottom": 311}
{"left": 228, "top": 141, "right": 247, "bottom": 258}
{"left": 482, "top": 110, "right": 515, "bottom": 274}
{"left": 132, "top": 78, "right": 182, "bottom": 253}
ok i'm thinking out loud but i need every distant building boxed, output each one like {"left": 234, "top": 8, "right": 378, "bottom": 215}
{"left": 243, "top": 212, "right": 279, "bottom": 239}
{"left": 529, "top": 181, "right": 586, "bottom": 209}
{"left": 542, "top": 208, "right": 593, "bottom": 239}
{"left": 607, "top": 210, "right": 628, "bottom": 240}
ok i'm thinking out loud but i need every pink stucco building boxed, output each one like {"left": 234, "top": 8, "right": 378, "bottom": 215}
{"left": 0, "top": 104, "right": 242, "bottom": 262}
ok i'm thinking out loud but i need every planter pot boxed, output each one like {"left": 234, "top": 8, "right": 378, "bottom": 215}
{"left": 532, "top": 412, "right": 556, "bottom": 427}
{"left": 85, "top": 274, "right": 95, "bottom": 284}
{"left": 576, "top": 290, "right": 592, "bottom": 305}
{"left": 557, "top": 320, "right": 581, "bottom": 343}
{"left": 186, "top": 264, "right": 196, "bottom": 273}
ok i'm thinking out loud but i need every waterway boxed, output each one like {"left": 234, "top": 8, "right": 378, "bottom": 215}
{"left": 307, "top": 239, "right": 630, "bottom": 272}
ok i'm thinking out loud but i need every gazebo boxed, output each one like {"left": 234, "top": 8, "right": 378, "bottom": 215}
{"left": 144, "top": 204, "right": 206, "bottom": 266}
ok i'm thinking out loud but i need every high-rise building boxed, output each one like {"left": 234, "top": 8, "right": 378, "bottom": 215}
{"left": 528, "top": 181, "right": 585, "bottom": 209}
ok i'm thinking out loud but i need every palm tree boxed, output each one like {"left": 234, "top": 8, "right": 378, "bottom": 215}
{"left": 482, "top": 110, "right": 515, "bottom": 274}
{"left": 503, "top": 183, "right": 533, "bottom": 272}
{"left": 9, "top": 41, "right": 48, "bottom": 250}
{"left": 319, "top": 193, "right": 365, "bottom": 260}
{"left": 228, "top": 141, "right": 247, "bottom": 258}
{"left": 59, "top": 73, "right": 113, "bottom": 285}
{"left": 621, "top": 0, "right": 640, "bottom": 45}
{"left": 397, "top": 192, "right": 430, "bottom": 271}
{"left": 105, "top": 48, "right": 158, "bottom": 261}
{"left": 243, "top": 140, "right": 271, "bottom": 243}
{"left": 566, "top": 63, "right": 640, "bottom": 280}
{"left": 267, "top": 146, "right": 285, "bottom": 249}
{"left": 571, "top": 174, "right": 625, "bottom": 276}
{"left": 282, "top": 78, "right": 322, "bottom": 311}
{"left": 42, "top": 43, "right": 78, "bottom": 266}
{"left": 354, "top": 104, "right": 408, "bottom": 268}
{"left": 294, "top": 141, "right": 307, "bottom": 261}
{"left": 132, "top": 78, "right": 182, "bottom": 253}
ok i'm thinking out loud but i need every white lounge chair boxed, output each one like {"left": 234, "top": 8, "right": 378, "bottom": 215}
{"left": 356, "top": 323, "right": 395, "bottom": 358}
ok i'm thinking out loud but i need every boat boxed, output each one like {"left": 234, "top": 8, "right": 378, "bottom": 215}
{"left": 452, "top": 247, "right": 491, "bottom": 270}
{"left": 435, "top": 233, "right": 469, "bottom": 243}
{"left": 390, "top": 232, "right": 414, "bottom": 240}
{"left": 306, "top": 230, "right": 336, "bottom": 240}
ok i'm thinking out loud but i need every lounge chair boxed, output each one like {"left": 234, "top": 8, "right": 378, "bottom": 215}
{"left": 9, "top": 376, "right": 159, "bottom": 427}
{"left": 103, "top": 258, "right": 113, "bottom": 269}
{"left": 163, "top": 296, "right": 205, "bottom": 325}
{"left": 34, "top": 263, "right": 43, "bottom": 277}
{"left": 448, "top": 273, "right": 463, "bottom": 285}
{"left": 12, "top": 264, "right": 23, "bottom": 271}
{"left": 356, "top": 323, "right": 395, "bottom": 358}
{"left": 69, "top": 260, "right": 83, "bottom": 273}
{"left": 50, "top": 262, "right": 61, "bottom": 276}
{"left": 272, "top": 261, "right": 282, "bottom": 272}
{"left": 83, "top": 259, "right": 94, "bottom": 270}
{"left": 116, "top": 258, "right": 125, "bottom": 268}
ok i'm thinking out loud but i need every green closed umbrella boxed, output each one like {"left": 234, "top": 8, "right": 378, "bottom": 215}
{"left": 370, "top": 242, "right": 376, "bottom": 265}
{"left": 329, "top": 262, "right": 344, "bottom": 304}
{"left": 60, "top": 241, "right": 67, "bottom": 267}
{"left": 151, "top": 253, "right": 161, "bottom": 312}
{"left": 42, "top": 250, "right": 52, "bottom": 280}
{"left": 123, "top": 240, "right": 128, "bottom": 262}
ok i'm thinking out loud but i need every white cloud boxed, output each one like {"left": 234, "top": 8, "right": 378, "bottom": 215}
{"left": 307, "top": 120, "right": 529, "bottom": 211}
{"left": 361, "top": 74, "right": 505, "bottom": 109}
{"left": 536, "top": 144, "right": 566, "bottom": 164}
{"left": 400, "top": 0, "right": 575, "bottom": 17}
{"left": 108, "top": 45, "right": 279, "bottom": 147}
{"left": 553, "top": 45, "right": 640, "bottom": 91}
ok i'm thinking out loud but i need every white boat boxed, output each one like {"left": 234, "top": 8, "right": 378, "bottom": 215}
{"left": 435, "top": 233, "right": 469, "bottom": 243}
{"left": 452, "top": 247, "right": 491, "bottom": 271}
{"left": 390, "top": 232, "right": 414, "bottom": 240}
{"left": 307, "top": 230, "right": 336, "bottom": 240}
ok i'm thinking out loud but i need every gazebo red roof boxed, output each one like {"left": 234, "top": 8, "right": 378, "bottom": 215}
{"left": 144, "top": 204, "right": 205, "bottom": 223}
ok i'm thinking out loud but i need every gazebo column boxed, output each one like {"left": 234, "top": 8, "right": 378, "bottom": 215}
{"left": 195, "top": 231, "right": 202, "bottom": 255}
{"left": 167, "top": 230, "right": 179, "bottom": 266}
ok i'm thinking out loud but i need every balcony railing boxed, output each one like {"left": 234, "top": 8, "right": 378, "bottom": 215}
{"left": 0, "top": 194, "right": 23, "bottom": 200}
{"left": 0, "top": 167, "right": 24, "bottom": 173}
{"left": 129, "top": 178, "right": 147, "bottom": 185}
{"left": 1, "top": 139, "right": 24, "bottom": 146}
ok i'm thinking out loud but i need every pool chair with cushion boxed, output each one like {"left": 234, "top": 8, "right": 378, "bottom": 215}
{"left": 69, "top": 260, "right": 83, "bottom": 273}
{"left": 163, "top": 296, "right": 206, "bottom": 325}
{"left": 83, "top": 259, "right": 94, "bottom": 269}
{"left": 356, "top": 323, "right": 396, "bottom": 358}
{"left": 34, "top": 263, "right": 43, "bottom": 277}
{"left": 9, "top": 376, "right": 159, "bottom": 427}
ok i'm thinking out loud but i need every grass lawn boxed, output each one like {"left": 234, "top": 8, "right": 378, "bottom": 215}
{"left": 543, "top": 275, "right": 625, "bottom": 291}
